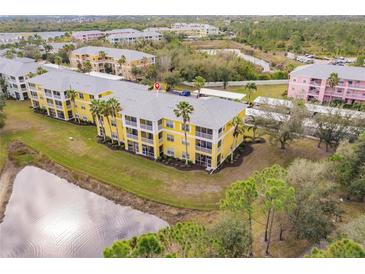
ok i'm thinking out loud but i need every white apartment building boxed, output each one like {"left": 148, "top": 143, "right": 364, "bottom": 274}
{"left": 0, "top": 57, "right": 39, "bottom": 100}
{"left": 106, "top": 31, "right": 162, "bottom": 44}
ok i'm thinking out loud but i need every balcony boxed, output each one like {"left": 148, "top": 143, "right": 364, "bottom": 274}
{"left": 125, "top": 120, "right": 137, "bottom": 127}
{"left": 196, "top": 132, "right": 213, "bottom": 140}
{"left": 54, "top": 95, "right": 61, "bottom": 100}
{"left": 56, "top": 104, "right": 63, "bottom": 110}
{"left": 140, "top": 124, "right": 153, "bottom": 131}
{"left": 310, "top": 80, "right": 322, "bottom": 86}
{"left": 142, "top": 137, "right": 154, "bottom": 144}
{"left": 195, "top": 146, "right": 212, "bottom": 154}
{"left": 127, "top": 133, "right": 138, "bottom": 140}
{"left": 345, "top": 92, "right": 365, "bottom": 99}
{"left": 45, "top": 92, "right": 53, "bottom": 98}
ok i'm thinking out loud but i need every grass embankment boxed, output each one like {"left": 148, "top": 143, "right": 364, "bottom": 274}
{"left": 0, "top": 101, "right": 329, "bottom": 210}
{"left": 226, "top": 84, "right": 288, "bottom": 101}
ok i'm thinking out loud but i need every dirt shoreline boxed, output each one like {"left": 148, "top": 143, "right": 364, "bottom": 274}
{"left": 0, "top": 141, "right": 215, "bottom": 225}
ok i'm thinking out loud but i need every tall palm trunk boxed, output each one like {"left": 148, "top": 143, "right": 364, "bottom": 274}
{"left": 98, "top": 115, "right": 106, "bottom": 141}
{"left": 230, "top": 137, "right": 236, "bottom": 163}
{"left": 265, "top": 209, "right": 275, "bottom": 255}
{"left": 113, "top": 115, "right": 121, "bottom": 146}
{"left": 105, "top": 116, "right": 113, "bottom": 144}
{"left": 264, "top": 208, "right": 272, "bottom": 242}
{"left": 183, "top": 124, "right": 189, "bottom": 166}
{"left": 248, "top": 213, "right": 254, "bottom": 257}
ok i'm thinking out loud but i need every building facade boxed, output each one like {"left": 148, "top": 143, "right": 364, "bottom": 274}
{"left": 70, "top": 46, "right": 156, "bottom": 80}
{"left": 288, "top": 64, "right": 365, "bottom": 104}
{"left": 106, "top": 31, "right": 162, "bottom": 44}
{"left": 71, "top": 30, "right": 105, "bottom": 42}
{"left": 171, "top": 23, "right": 219, "bottom": 38}
{"left": 0, "top": 57, "right": 39, "bottom": 100}
{"left": 26, "top": 69, "right": 246, "bottom": 171}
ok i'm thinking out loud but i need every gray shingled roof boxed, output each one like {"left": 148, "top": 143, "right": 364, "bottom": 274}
{"left": 72, "top": 46, "right": 155, "bottom": 61}
{"left": 27, "top": 70, "right": 245, "bottom": 129}
{"left": 290, "top": 64, "right": 365, "bottom": 81}
{"left": 0, "top": 57, "right": 38, "bottom": 77}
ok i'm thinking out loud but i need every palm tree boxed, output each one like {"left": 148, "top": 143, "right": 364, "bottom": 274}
{"left": 327, "top": 72, "right": 339, "bottom": 88}
{"left": 90, "top": 99, "right": 105, "bottom": 140}
{"left": 66, "top": 87, "right": 79, "bottom": 123}
{"left": 108, "top": 98, "right": 122, "bottom": 146}
{"left": 229, "top": 115, "right": 246, "bottom": 163}
{"left": 118, "top": 55, "right": 126, "bottom": 66}
{"left": 174, "top": 101, "right": 194, "bottom": 166}
{"left": 27, "top": 72, "right": 36, "bottom": 78}
{"left": 193, "top": 76, "right": 206, "bottom": 98}
{"left": 36, "top": 67, "right": 48, "bottom": 75}
{"left": 117, "top": 55, "right": 126, "bottom": 75}
{"left": 245, "top": 82, "right": 257, "bottom": 103}
{"left": 247, "top": 116, "right": 259, "bottom": 142}
{"left": 101, "top": 100, "right": 114, "bottom": 144}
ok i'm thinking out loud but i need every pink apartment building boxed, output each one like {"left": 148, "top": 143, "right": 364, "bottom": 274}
{"left": 71, "top": 30, "right": 105, "bottom": 42}
{"left": 288, "top": 64, "right": 365, "bottom": 104}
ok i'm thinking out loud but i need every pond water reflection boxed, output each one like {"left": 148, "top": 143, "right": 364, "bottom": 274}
{"left": 0, "top": 166, "right": 168, "bottom": 258}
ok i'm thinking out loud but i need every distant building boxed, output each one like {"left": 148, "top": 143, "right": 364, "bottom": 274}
{"left": 0, "top": 57, "right": 38, "bottom": 100}
{"left": 104, "top": 28, "right": 140, "bottom": 36}
{"left": 71, "top": 30, "right": 104, "bottom": 42}
{"left": 171, "top": 23, "right": 219, "bottom": 38}
{"left": 288, "top": 64, "right": 365, "bottom": 104}
{"left": 144, "top": 23, "right": 219, "bottom": 38}
{"left": 106, "top": 31, "right": 162, "bottom": 44}
{"left": 70, "top": 46, "right": 156, "bottom": 80}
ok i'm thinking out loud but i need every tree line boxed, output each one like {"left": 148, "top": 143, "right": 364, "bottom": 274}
{"left": 103, "top": 131, "right": 365, "bottom": 258}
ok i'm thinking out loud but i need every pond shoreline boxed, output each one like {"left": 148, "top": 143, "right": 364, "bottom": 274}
{"left": 0, "top": 141, "right": 215, "bottom": 226}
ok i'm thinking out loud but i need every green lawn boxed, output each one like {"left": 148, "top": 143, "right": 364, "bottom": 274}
{"left": 226, "top": 84, "right": 288, "bottom": 102}
{"left": 0, "top": 100, "right": 329, "bottom": 210}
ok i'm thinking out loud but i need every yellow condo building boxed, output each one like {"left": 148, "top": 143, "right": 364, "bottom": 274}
{"left": 27, "top": 70, "right": 246, "bottom": 171}
{"left": 69, "top": 46, "right": 156, "bottom": 81}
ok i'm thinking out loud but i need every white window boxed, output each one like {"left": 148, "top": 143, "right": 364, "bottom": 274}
{"left": 167, "top": 134, "right": 174, "bottom": 142}
{"left": 166, "top": 120, "right": 174, "bottom": 128}
{"left": 167, "top": 148, "right": 174, "bottom": 157}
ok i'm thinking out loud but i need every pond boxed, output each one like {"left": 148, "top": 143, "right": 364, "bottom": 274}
{"left": 0, "top": 166, "right": 168, "bottom": 258}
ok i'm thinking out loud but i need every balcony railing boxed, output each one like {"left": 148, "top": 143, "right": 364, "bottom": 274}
{"left": 125, "top": 120, "right": 137, "bottom": 127}
{"left": 196, "top": 132, "right": 213, "bottom": 139}
{"left": 142, "top": 137, "right": 154, "bottom": 144}
{"left": 45, "top": 93, "right": 53, "bottom": 98}
{"left": 47, "top": 103, "right": 54, "bottom": 107}
{"left": 127, "top": 133, "right": 138, "bottom": 140}
{"left": 54, "top": 95, "right": 61, "bottom": 100}
{"left": 140, "top": 124, "right": 153, "bottom": 131}
{"left": 159, "top": 137, "right": 163, "bottom": 143}
{"left": 310, "top": 80, "right": 322, "bottom": 86}
{"left": 345, "top": 93, "right": 365, "bottom": 99}
{"left": 56, "top": 104, "right": 63, "bottom": 110}
{"left": 195, "top": 146, "right": 212, "bottom": 154}
{"left": 158, "top": 124, "right": 163, "bottom": 130}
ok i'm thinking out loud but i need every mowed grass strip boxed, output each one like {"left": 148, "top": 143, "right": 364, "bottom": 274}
{"left": 1, "top": 101, "right": 328, "bottom": 210}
